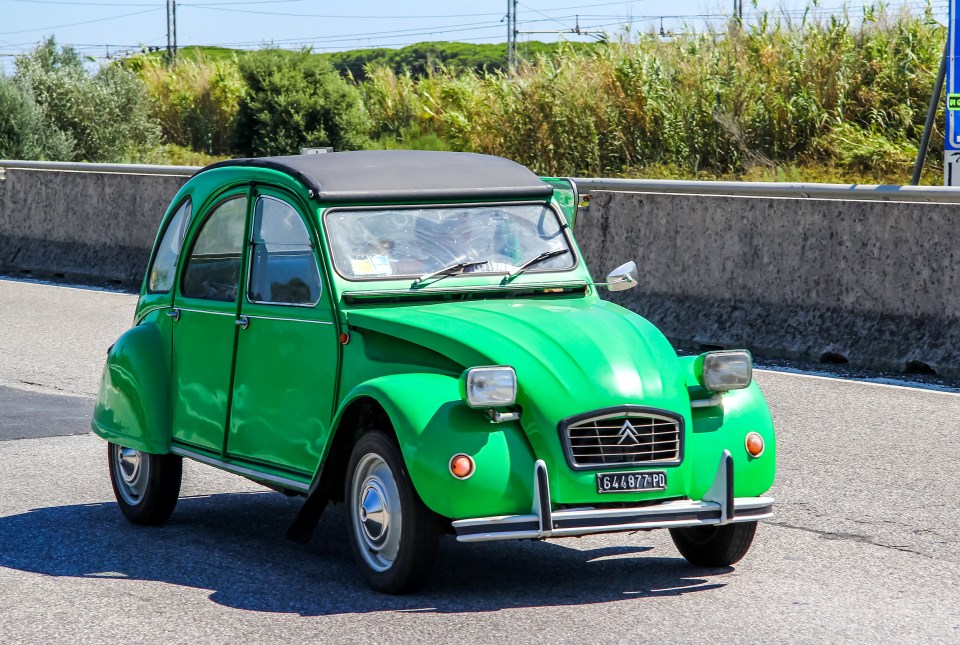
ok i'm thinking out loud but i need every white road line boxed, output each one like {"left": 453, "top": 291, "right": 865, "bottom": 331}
{"left": 756, "top": 367, "right": 960, "bottom": 396}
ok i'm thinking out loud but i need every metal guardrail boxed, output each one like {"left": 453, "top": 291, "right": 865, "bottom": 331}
{"left": 3, "top": 160, "right": 960, "bottom": 203}
{"left": 572, "top": 177, "right": 960, "bottom": 203}
{"left": 0, "top": 160, "right": 199, "bottom": 176}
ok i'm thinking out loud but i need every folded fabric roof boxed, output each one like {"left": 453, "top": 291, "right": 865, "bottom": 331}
{"left": 196, "top": 150, "right": 553, "bottom": 203}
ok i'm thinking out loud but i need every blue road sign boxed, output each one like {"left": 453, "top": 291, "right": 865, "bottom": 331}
{"left": 946, "top": 1, "right": 960, "bottom": 183}
{"left": 948, "top": 0, "right": 960, "bottom": 151}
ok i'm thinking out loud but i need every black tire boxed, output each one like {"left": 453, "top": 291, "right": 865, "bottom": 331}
{"left": 345, "top": 431, "right": 440, "bottom": 594}
{"left": 107, "top": 442, "right": 182, "bottom": 525}
{"left": 669, "top": 521, "right": 758, "bottom": 567}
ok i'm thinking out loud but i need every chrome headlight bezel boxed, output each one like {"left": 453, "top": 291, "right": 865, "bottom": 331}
{"left": 697, "top": 350, "right": 753, "bottom": 392}
{"left": 459, "top": 366, "right": 517, "bottom": 408}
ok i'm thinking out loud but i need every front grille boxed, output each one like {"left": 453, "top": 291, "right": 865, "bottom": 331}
{"left": 561, "top": 409, "right": 682, "bottom": 469}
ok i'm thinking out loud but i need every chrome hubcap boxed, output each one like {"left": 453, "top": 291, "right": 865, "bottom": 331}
{"left": 359, "top": 481, "right": 388, "bottom": 543}
{"left": 112, "top": 444, "right": 149, "bottom": 506}
{"left": 351, "top": 453, "right": 401, "bottom": 572}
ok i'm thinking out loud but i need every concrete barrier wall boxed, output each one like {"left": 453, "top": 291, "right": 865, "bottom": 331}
{"left": 577, "top": 191, "right": 960, "bottom": 378}
{"left": 3, "top": 162, "right": 960, "bottom": 378}
{"left": 0, "top": 166, "right": 189, "bottom": 287}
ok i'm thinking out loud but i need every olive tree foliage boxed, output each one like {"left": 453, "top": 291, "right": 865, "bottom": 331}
{"left": 0, "top": 75, "right": 74, "bottom": 160}
{"left": 14, "top": 39, "right": 160, "bottom": 162}
{"left": 233, "top": 49, "right": 370, "bottom": 156}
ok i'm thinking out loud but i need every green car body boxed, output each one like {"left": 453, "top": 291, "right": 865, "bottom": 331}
{"left": 93, "top": 151, "right": 775, "bottom": 592}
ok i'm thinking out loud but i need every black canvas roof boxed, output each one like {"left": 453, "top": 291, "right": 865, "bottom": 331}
{"left": 196, "top": 150, "right": 554, "bottom": 203}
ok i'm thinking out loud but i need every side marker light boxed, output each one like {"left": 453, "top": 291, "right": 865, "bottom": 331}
{"left": 745, "top": 432, "right": 765, "bottom": 458}
{"left": 449, "top": 454, "right": 475, "bottom": 479}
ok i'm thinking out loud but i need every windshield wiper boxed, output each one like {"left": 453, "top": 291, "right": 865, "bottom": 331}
{"left": 412, "top": 259, "right": 488, "bottom": 287}
{"left": 502, "top": 249, "right": 569, "bottom": 284}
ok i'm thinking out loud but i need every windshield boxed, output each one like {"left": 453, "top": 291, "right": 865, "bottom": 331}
{"left": 325, "top": 204, "right": 575, "bottom": 280}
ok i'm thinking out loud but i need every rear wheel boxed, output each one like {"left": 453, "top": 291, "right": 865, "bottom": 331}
{"left": 107, "top": 442, "right": 182, "bottom": 525}
{"left": 345, "top": 431, "right": 440, "bottom": 594}
{"left": 669, "top": 521, "right": 758, "bottom": 567}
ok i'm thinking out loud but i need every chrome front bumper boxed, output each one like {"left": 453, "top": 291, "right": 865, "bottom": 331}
{"left": 452, "top": 450, "right": 774, "bottom": 543}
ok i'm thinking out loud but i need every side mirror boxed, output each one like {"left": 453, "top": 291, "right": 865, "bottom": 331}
{"left": 605, "top": 261, "right": 638, "bottom": 292}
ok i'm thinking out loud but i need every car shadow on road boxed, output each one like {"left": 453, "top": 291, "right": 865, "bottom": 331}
{"left": 0, "top": 491, "right": 731, "bottom": 615}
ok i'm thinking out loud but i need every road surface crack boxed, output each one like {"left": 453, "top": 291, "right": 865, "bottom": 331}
{"left": 766, "top": 520, "right": 929, "bottom": 558}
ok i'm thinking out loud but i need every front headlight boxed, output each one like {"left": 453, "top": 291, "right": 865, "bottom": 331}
{"left": 459, "top": 366, "right": 517, "bottom": 408}
{"left": 698, "top": 350, "right": 752, "bottom": 392}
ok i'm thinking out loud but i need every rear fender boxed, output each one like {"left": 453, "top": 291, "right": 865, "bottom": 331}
{"left": 91, "top": 322, "right": 171, "bottom": 454}
{"left": 331, "top": 373, "right": 536, "bottom": 519}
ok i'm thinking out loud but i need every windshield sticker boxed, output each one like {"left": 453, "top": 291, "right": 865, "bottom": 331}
{"left": 351, "top": 255, "right": 393, "bottom": 276}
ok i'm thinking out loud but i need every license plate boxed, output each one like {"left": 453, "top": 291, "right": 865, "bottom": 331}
{"left": 596, "top": 471, "right": 666, "bottom": 494}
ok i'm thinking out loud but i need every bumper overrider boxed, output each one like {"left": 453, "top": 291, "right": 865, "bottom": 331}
{"left": 452, "top": 450, "right": 774, "bottom": 542}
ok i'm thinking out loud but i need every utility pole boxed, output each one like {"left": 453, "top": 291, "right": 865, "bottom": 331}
{"left": 506, "top": 0, "right": 518, "bottom": 73}
{"left": 165, "top": 0, "right": 171, "bottom": 62}
{"left": 506, "top": 0, "right": 512, "bottom": 71}
{"left": 512, "top": 0, "right": 518, "bottom": 70}
{"left": 165, "top": 0, "right": 178, "bottom": 63}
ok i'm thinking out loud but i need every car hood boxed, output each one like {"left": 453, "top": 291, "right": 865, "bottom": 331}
{"left": 346, "top": 296, "right": 689, "bottom": 421}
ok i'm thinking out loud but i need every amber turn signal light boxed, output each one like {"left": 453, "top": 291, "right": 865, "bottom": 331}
{"left": 449, "top": 454, "right": 475, "bottom": 479}
{"left": 745, "top": 432, "right": 765, "bottom": 458}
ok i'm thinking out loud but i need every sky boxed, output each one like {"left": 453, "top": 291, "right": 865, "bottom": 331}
{"left": 0, "top": 0, "right": 950, "bottom": 73}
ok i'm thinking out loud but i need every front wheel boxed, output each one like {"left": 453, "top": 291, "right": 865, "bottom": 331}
{"left": 107, "top": 442, "right": 182, "bottom": 525}
{"left": 345, "top": 431, "right": 440, "bottom": 594}
{"left": 669, "top": 521, "right": 758, "bottom": 567}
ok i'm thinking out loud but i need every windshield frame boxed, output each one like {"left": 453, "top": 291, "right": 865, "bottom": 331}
{"left": 321, "top": 200, "right": 579, "bottom": 283}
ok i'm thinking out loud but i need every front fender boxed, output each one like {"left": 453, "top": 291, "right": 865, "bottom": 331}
{"left": 333, "top": 374, "right": 536, "bottom": 520}
{"left": 688, "top": 382, "right": 777, "bottom": 499}
{"left": 92, "top": 322, "right": 171, "bottom": 454}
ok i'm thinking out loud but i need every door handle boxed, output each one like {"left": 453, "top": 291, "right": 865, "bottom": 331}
{"left": 166, "top": 308, "right": 180, "bottom": 321}
{"left": 236, "top": 315, "right": 249, "bottom": 330}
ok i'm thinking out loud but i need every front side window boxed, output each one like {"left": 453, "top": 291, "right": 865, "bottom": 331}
{"left": 247, "top": 196, "right": 322, "bottom": 306}
{"left": 147, "top": 199, "right": 192, "bottom": 293}
{"left": 181, "top": 196, "right": 247, "bottom": 301}
{"left": 325, "top": 203, "right": 574, "bottom": 280}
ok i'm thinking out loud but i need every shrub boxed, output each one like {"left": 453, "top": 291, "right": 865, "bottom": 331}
{"left": 14, "top": 38, "right": 160, "bottom": 162}
{"left": 133, "top": 54, "right": 244, "bottom": 155}
{"left": 233, "top": 49, "right": 370, "bottom": 156}
{"left": 0, "top": 75, "right": 74, "bottom": 160}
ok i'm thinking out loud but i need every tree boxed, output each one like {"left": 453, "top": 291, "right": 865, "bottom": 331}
{"left": 233, "top": 49, "right": 370, "bottom": 156}
{"left": 14, "top": 38, "right": 160, "bottom": 162}
{"left": 0, "top": 75, "right": 74, "bottom": 160}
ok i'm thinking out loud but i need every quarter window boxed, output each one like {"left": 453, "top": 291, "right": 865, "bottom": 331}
{"left": 181, "top": 196, "right": 247, "bottom": 301}
{"left": 248, "top": 196, "right": 322, "bottom": 306}
{"left": 147, "top": 199, "right": 192, "bottom": 293}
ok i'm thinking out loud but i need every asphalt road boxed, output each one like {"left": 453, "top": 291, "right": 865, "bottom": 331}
{"left": 1, "top": 278, "right": 958, "bottom": 643}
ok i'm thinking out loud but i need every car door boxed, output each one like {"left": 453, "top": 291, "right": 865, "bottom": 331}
{"left": 225, "top": 189, "right": 339, "bottom": 476}
{"left": 170, "top": 190, "right": 249, "bottom": 454}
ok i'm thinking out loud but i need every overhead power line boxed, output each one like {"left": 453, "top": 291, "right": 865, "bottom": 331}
{"left": 0, "top": 0, "right": 949, "bottom": 63}
{"left": 6, "top": 0, "right": 306, "bottom": 5}
{"left": 7, "top": 1, "right": 158, "bottom": 6}
{"left": 0, "top": 7, "right": 162, "bottom": 37}
{"left": 182, "top": 5, "right": 505, "bottom": 19}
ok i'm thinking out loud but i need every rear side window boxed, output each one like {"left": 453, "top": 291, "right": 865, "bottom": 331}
{"left": 181, "top": 196, "right": 248, "bottom": 301}
{"left": 248, "top": 196, "right": 322, "bottom": 306}
{"left": 147, "top": 199, "right": 192, "bottom": 293}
